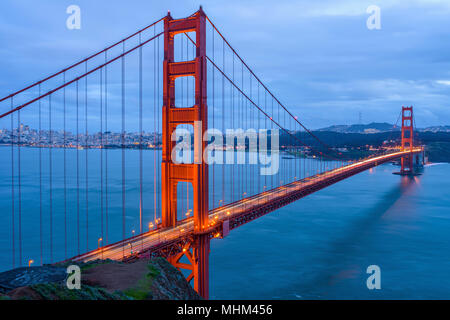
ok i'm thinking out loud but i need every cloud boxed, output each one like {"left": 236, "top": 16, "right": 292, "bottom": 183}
{"left": 435, "top": 80, "right": 450, "bottom": 86}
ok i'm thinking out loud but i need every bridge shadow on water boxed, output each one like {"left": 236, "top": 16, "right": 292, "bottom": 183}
{"left": 277, "top": 175, "right": 419, "bottom": 299}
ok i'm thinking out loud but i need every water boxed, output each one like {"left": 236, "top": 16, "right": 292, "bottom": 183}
{"left": 1, "top": 147, "right": 449, "bottom": 299}
{"left": 210, "top": 162, "right": 450, "bottom": 299}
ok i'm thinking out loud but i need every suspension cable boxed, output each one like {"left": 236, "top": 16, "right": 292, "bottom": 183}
{"left": 204, "top": 15, "right": 342, "bottom": 159}
{"left": 0, "top": 17, "right": 165, "bottom": 103}
{"left": 0, "top": 32, "right": 164, "bottom": 120}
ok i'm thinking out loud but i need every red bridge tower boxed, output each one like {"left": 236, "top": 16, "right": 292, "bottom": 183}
{"left": 400, "top": 106, "right": 414, "bottom": 174}
{"left": 161, "top": 8, "right": 210, "bottom": 299}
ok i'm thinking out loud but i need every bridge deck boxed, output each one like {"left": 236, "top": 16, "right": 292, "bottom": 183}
{"left": 70, "top": 149, "right": 422, "bottom": 263}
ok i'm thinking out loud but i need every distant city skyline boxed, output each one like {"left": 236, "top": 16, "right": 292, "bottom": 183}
{"left": 0, "top": 123, "right": 162, "bottom": 148}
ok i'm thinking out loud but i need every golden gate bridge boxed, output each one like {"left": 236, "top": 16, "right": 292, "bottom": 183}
{"left": 0, "top": 8, "right": 423, "bottom": 299}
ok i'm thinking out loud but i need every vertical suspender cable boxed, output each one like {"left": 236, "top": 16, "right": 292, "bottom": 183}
{"left": 10, "top": 98, "right": 15, "bottom": 269}
{"left": 222, "top": 38, "right": 225, "bottom": 205}
{"left": 248, "top": 89, "right": 250, "bottom": 192}
{"left": 271, "top": 98, "right": 274, "bottom": 189}
{"left": 153, "top": 26, "right": 157, "bottom": 226}
{"left": 122, "top": 41, "right": 126, "bottom": 254}
{"left": 100, "top": 66, "right": 104, "bottom": 246}
{"left": 18, "top": 107, "right": 22, "bottom": 266}
{"left": 229, "top": 52, "right": 233, "bottom": 203}
{"left": 283, "top": 104, "right": 286, "bottom": 187}
{"left": 76, "top": 81, "right": 80, "bottom": 255}
{"left": 212, "top": 27, "right": 215, "bottom": 209}
{"left": 257, "top": 83, "right": 260, "bottom": 193}
{"left": 264, "top": 90, "right": 267, "bottom": 189}
{"left": 241, "top": 62, "right": 244, "bottom": 199}
{"left": 49, "top": 94, "right": 53, "bottom": 263}
{"left": 39, "top": 85, "right": 43, "bottom": 265}
{"left": 231, "top": 53, "right": 234, "bottom": 203}
{"left": 105, "top": 51, "right": 109, "bottom": 244}
{"left": 63, "top": 72, "right": 67, "bottom": 259}
{"left": 280, "top": 102, "right": 282, "bottom": 186}
{"left": 139, "top": 33, "right": 143, "bottom": 235}
{"left": 85, "top": 62, "right": 89, "bottom": 252}
{"left": 303, "top": 127, "right": 305, "bottom": 179}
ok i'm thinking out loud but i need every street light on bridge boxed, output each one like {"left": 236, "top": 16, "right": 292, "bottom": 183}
{"left": 98, "top": 238, "right": 103, "bottom": 260}
{"left": 242, "top": 192, "right": 247, "bottom": 210}
{"left": 28, "top": 259, "right": 34, "bottom": 268}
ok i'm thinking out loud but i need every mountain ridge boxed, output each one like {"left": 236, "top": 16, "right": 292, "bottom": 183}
{"left": 316, "top": 122, "right": 450, "bottom": 134}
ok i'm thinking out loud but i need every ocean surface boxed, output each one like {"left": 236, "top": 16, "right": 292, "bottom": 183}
{"left": 210, "top": 162, "right": 450, "bottom": 299}
{"left": 1, "top": 147, "right": 449, "bottom": 299}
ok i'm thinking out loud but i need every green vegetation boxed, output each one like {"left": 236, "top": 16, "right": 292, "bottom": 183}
{"left": 78, "top": 259, "right": 116, "bottom": 272}
{"left": 28, "top": 283, "right": 131, "bottom": 300}
{"left": 123, "top": 261, "right": 162, "bottom": 300}
{"left": 147, "top": 263, "right": 161, "bottom": 278}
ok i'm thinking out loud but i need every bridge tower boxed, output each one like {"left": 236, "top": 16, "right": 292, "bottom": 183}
{"left": 161, "top": 8, "right": 210, "bottom": 298}
{"left": 400, "top": 106, "right": 414, "bottom": 174}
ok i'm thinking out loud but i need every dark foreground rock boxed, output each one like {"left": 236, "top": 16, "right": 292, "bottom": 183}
{"left": 0, "top": 258, "right": 200, "bottom": 300}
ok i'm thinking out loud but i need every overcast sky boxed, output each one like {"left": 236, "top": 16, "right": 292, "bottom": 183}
{"left": 1, "top": 0, "right": 450, "bottom": 129}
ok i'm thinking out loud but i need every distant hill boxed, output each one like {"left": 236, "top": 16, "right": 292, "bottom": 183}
{"left": 317, "top": 122, "right": 398, "bottom": 134}
{"left": 318, "top": 123, "right": 450, "bottom": 134}
{"left": 421, "top": 126, "right": 450, "bottom": 133}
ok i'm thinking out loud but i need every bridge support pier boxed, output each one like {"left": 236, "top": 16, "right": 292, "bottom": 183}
{"left": 192, "top": 234, "right": 210, "bottom": 298}
{"left": 161, "top": 8, "right": 210, "bottom": 299}
{"left": 167, "top": 234, "right": 210, "bottom": 299}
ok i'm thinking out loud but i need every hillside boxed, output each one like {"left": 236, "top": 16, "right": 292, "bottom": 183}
{"left": 280, "top": 130, "right": 450, "bottom": 162}
{"left": 317, "top": 122, "right": 397, "bottom": 134}
{"left": 317, "top": 123, "right": 450, "bottom": 134}
{"left": 0, "top": 258, "right": 200, "bottom": 300}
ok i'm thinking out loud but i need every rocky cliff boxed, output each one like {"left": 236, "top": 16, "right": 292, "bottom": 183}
{"left": 0, "top": 258, "right": 200, "bottom": 300}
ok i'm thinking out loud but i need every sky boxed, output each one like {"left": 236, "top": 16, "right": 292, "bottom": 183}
{"left": 1, "top": 0, "right": 450, "bottom": 129}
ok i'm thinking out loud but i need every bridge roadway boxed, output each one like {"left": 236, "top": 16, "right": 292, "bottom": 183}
{"left": 70, "top": 148, "right": 422, "bottom": 263}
